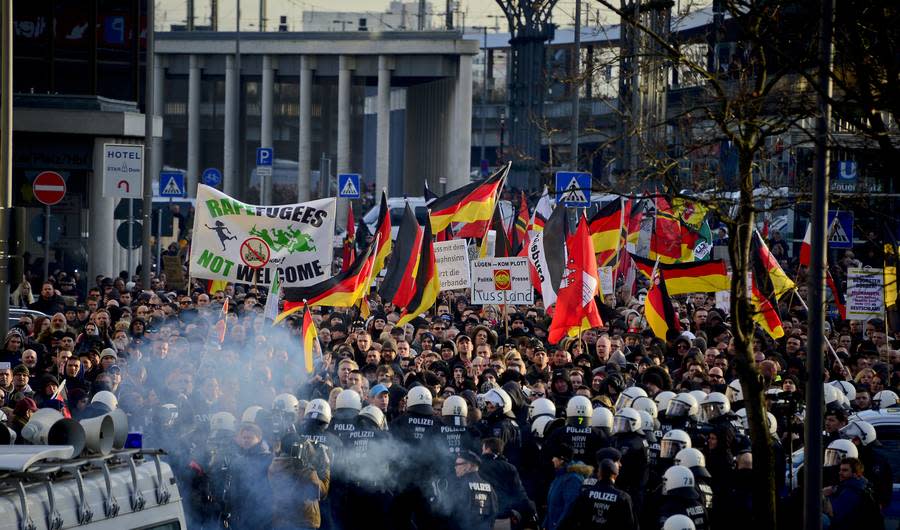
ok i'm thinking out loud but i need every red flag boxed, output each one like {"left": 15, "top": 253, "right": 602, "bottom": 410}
{"left": 650, "top": 196, "right": 682, "bottom": 264}
{"left": 799, "top": 223, "right": 811, "bottom": 266}
{"left": 341, "top": 204, "right": 356, "bottom": 272}
{"left": 549, "top": 215, "right": 604, "bottom": 344}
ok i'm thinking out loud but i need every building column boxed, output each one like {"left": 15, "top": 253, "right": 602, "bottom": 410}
{"left": 297, "top": 55, "right": 313, "bottom": 202}
{"left": 376, "top": 55, "right": 392, "bottom": 196}
{"left": 336, "top": 55, "right": 353, "bottom": 228}
{"left": 448, "top": 53, "right": 474, "bottom": 190}
{"left": 260, "top": 54, "right": 275, "bottom": 204}
{"left": 89, "top": 138, "right": 116, "bottom": 281}
{"left": 187, "top": 55, "right": 200, "bottom": 197}
{"left": 151, "top": 58, "right": 165, "bottom": 194}
{"left": 224, "top": 54, "right": 238, "bottom": 197}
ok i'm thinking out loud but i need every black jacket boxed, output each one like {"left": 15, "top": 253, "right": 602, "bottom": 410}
{"left": 658, "top": 489, "right": 709, "bottom": 530}
{"left": 229, "top": 442, "right": 273, "bottom": 530}
{"left": 479, "top": 453, "right": 536, "bottom": 519}
{"left": 446, "top": 470, "right": 498, "bottom": 530}
{"left": 559, "top": 478, "right": 637, "bottom": 530}
{"left": 612, "top": 432, "right": 649, "bottom": 508}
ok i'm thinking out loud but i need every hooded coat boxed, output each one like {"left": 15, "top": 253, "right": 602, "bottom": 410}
{"left": 544, "top": 461, "right": 594, "bottom": 530}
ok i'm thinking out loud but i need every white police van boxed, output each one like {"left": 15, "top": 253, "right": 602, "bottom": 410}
{"left": 0, "top": 446, "right": 185, "bottom": 530}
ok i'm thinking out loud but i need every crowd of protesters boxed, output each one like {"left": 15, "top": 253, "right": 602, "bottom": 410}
{"left": 1, "top": 230, "right": 897, "bottom": 530}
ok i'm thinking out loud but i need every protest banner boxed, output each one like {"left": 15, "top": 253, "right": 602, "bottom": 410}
{"left": 434, "top": 239, "right": 470, "bottom": 290}
{"left": 190, "top": 184, "right": 335, "bottom": 287}
{"left": 471, "top": 257, "right": 533, "bottom": 305}
{"left": 846, "top": 267, "right": 885, "bottom": 320}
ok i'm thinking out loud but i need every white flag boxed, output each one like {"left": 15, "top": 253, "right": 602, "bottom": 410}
{"left": 264, "top": 273, "right": 281, "bottom": 322}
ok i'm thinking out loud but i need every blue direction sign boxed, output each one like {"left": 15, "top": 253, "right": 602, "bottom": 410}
{"left": 338, "top": 173, "right": 361, "bottom": 199}
{"left": 202, "top": 168, "right": 222, "bottom": 187}
{"left": 827, "top": 210, "right": 854, "bottom": 249}
{"left": 256, "top": 147, "right": 274, "bottom": 166}
{"left": 555, "top": 171, "right": 592, "bottom": 207}
{"left": 159, "top": 171, "right": 186, "bottom": 197}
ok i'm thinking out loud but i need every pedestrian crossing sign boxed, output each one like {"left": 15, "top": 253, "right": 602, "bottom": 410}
{"left": 555, "top": 171, "right": 592, "bottom": 207}
{"left": 827, "top": 210, "right": 854, "bottom": 249}
{"left": 338, "top": 173, "right": 361, "bottom": 199}
{"left": 159, "top": 171, "right": 186, "bottom": 198}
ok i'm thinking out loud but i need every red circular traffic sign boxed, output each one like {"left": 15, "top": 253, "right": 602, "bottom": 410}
{"left": 32, "top": 171, "right": 67, "bottom": 206}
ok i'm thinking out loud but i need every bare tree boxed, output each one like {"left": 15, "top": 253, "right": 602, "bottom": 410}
{"left": 589, "top": 1, "right": 825, "bottom": 526}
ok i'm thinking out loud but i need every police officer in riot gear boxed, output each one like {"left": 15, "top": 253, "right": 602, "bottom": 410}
{"left": 545, "top": 395, "right": 606, "bottom": 465}
{"left": 390, "top": 385, "right": 447, "bottom": 530}
{"left": 591, "top": 407, "right": 614, "bottom": 444}
{"left": 446, "top": 450, "right": 499, "bottom": 530}
{"left": 477, "top": 387, "right": 522, "bottom": 466}
{"left": 657, "top": 465, "right": 709, "bottom": 530}
{"left": 345, "top": 405, "right": 392, "bottom": 529}
{"left": 327, "top": 389, "right": 362, "bottom": 528}
{"left": 661, "top": 393, "right": 698, "bottom": 435}
{"left": 611, "top": 407, "right": 649, "bottom": 511}
{"left": 674, "top": 448, "right": 714, "bottom": 513}
{"left": 558, "top": 458, "right": 637, "bottom": 530}
{"left": 440, "top": 394, "right": 481, "bottom": 457}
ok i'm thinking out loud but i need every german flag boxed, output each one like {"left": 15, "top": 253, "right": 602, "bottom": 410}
{"left": 548, "top": 215, "right": 603, "bottom": 344}
{"left": 750, "top": 230, "right": 795, "bottom": 300}
{"left": 589, "top": 198, "right": 628, "bottom": 267}
{"left": 750, "top": 281, "right": 784, "bottom": 339}
{"left": 511, "top": 191, "right": 529, "bottom": 253}
{"left": 208, "top": 279, "right": 228, "bottom": 296}
{"left": 372, "top": 191, "right": 392, "bottom": 276}
{"left": 215, "top": 297, "right": 229, "bottom": 343}
{"left": 398, "top": 214, "right": 440, "bottom": 327}
{"left": 276, "top": 234, "right": 380, "bottom": 321}
{"left": 649, "top": 196, "right": 682, "bottom": 264}
{"left": 341, "top": 203, "right": 356, "bottom": 272}
{"left": 645, "top": 267, "right": 682, "bottom": 341}
{"left": 630, "top": 253, "right": 729, "bottom": 295}
{"left": 300, "top": 306, "right": 319, "bottom": 375}
{"left": 379, "top": 205, "right": 423, "bottom": 309}
{"left": 429, "top": 164, "right": 507, "bottom": 233}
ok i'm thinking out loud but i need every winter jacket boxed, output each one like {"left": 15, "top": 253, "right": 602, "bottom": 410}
{"left": 268, "top": 456, "right": 330, "bottom": 529}
{"left": 830, "top": 476, "right": 883, "bottom": 530}
{"left": 544, "top": 461, "right": 593, "bottom": 530}
{"left": 230, "top": 443, "right": 273, "bottom": 530}
{"left": 558, "top": 477, "right": 637, "bottom": 530}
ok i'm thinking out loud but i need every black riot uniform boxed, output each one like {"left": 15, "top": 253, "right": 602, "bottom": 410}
{"left": 439, "top": 420, "right": 482, "bottom": 458}
{"left": 545, "top": 418, "right": 606, "bottom": 466}
{"left": 657, "top": 487, "right": 709, "bottom": 530}
{"left": 558, "top": 477, "right": 638, "bottom": 530}
{"left": 690, "top": 466, "right": 714, "bottom": 512}
{"left": 447, "top": 467, "right": 499, "bottom": 530}
{"left": 476, "top": 409, "right": 522, "bottom": 466}
{"left": 344, "top": 415, "right": 393, "bottom": 529}
{"left": 479, "top": 452, "right": 537, "bottom": 524}
{"left": 612, "top": 431, "right": 649, "bottom": 510}
{"left": 390, "top": 404, "right": 448, "bottom": 530}
{"left": 328, "top": 408, "right": 359, "bottom": 443}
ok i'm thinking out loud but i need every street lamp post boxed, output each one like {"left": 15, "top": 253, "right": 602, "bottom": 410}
{"left": 473, "top": 26, "right": 489, "bottom": 176}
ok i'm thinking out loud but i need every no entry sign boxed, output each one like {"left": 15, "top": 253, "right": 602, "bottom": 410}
{"left": 33, "top": 171, "right": 67, "bottom": 206}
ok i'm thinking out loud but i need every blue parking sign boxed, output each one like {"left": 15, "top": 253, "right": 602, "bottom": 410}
{"left": 827, "top": 210, "right": 854, "bottom": 249}
{"left": 338, "top": 173, "right": 361, "bottom": 199}
{"left": 256, "top": 147, "right": 273, "bottom": 166}
{"left": 555, "top": 171, "right": 592, "bottom": 207}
